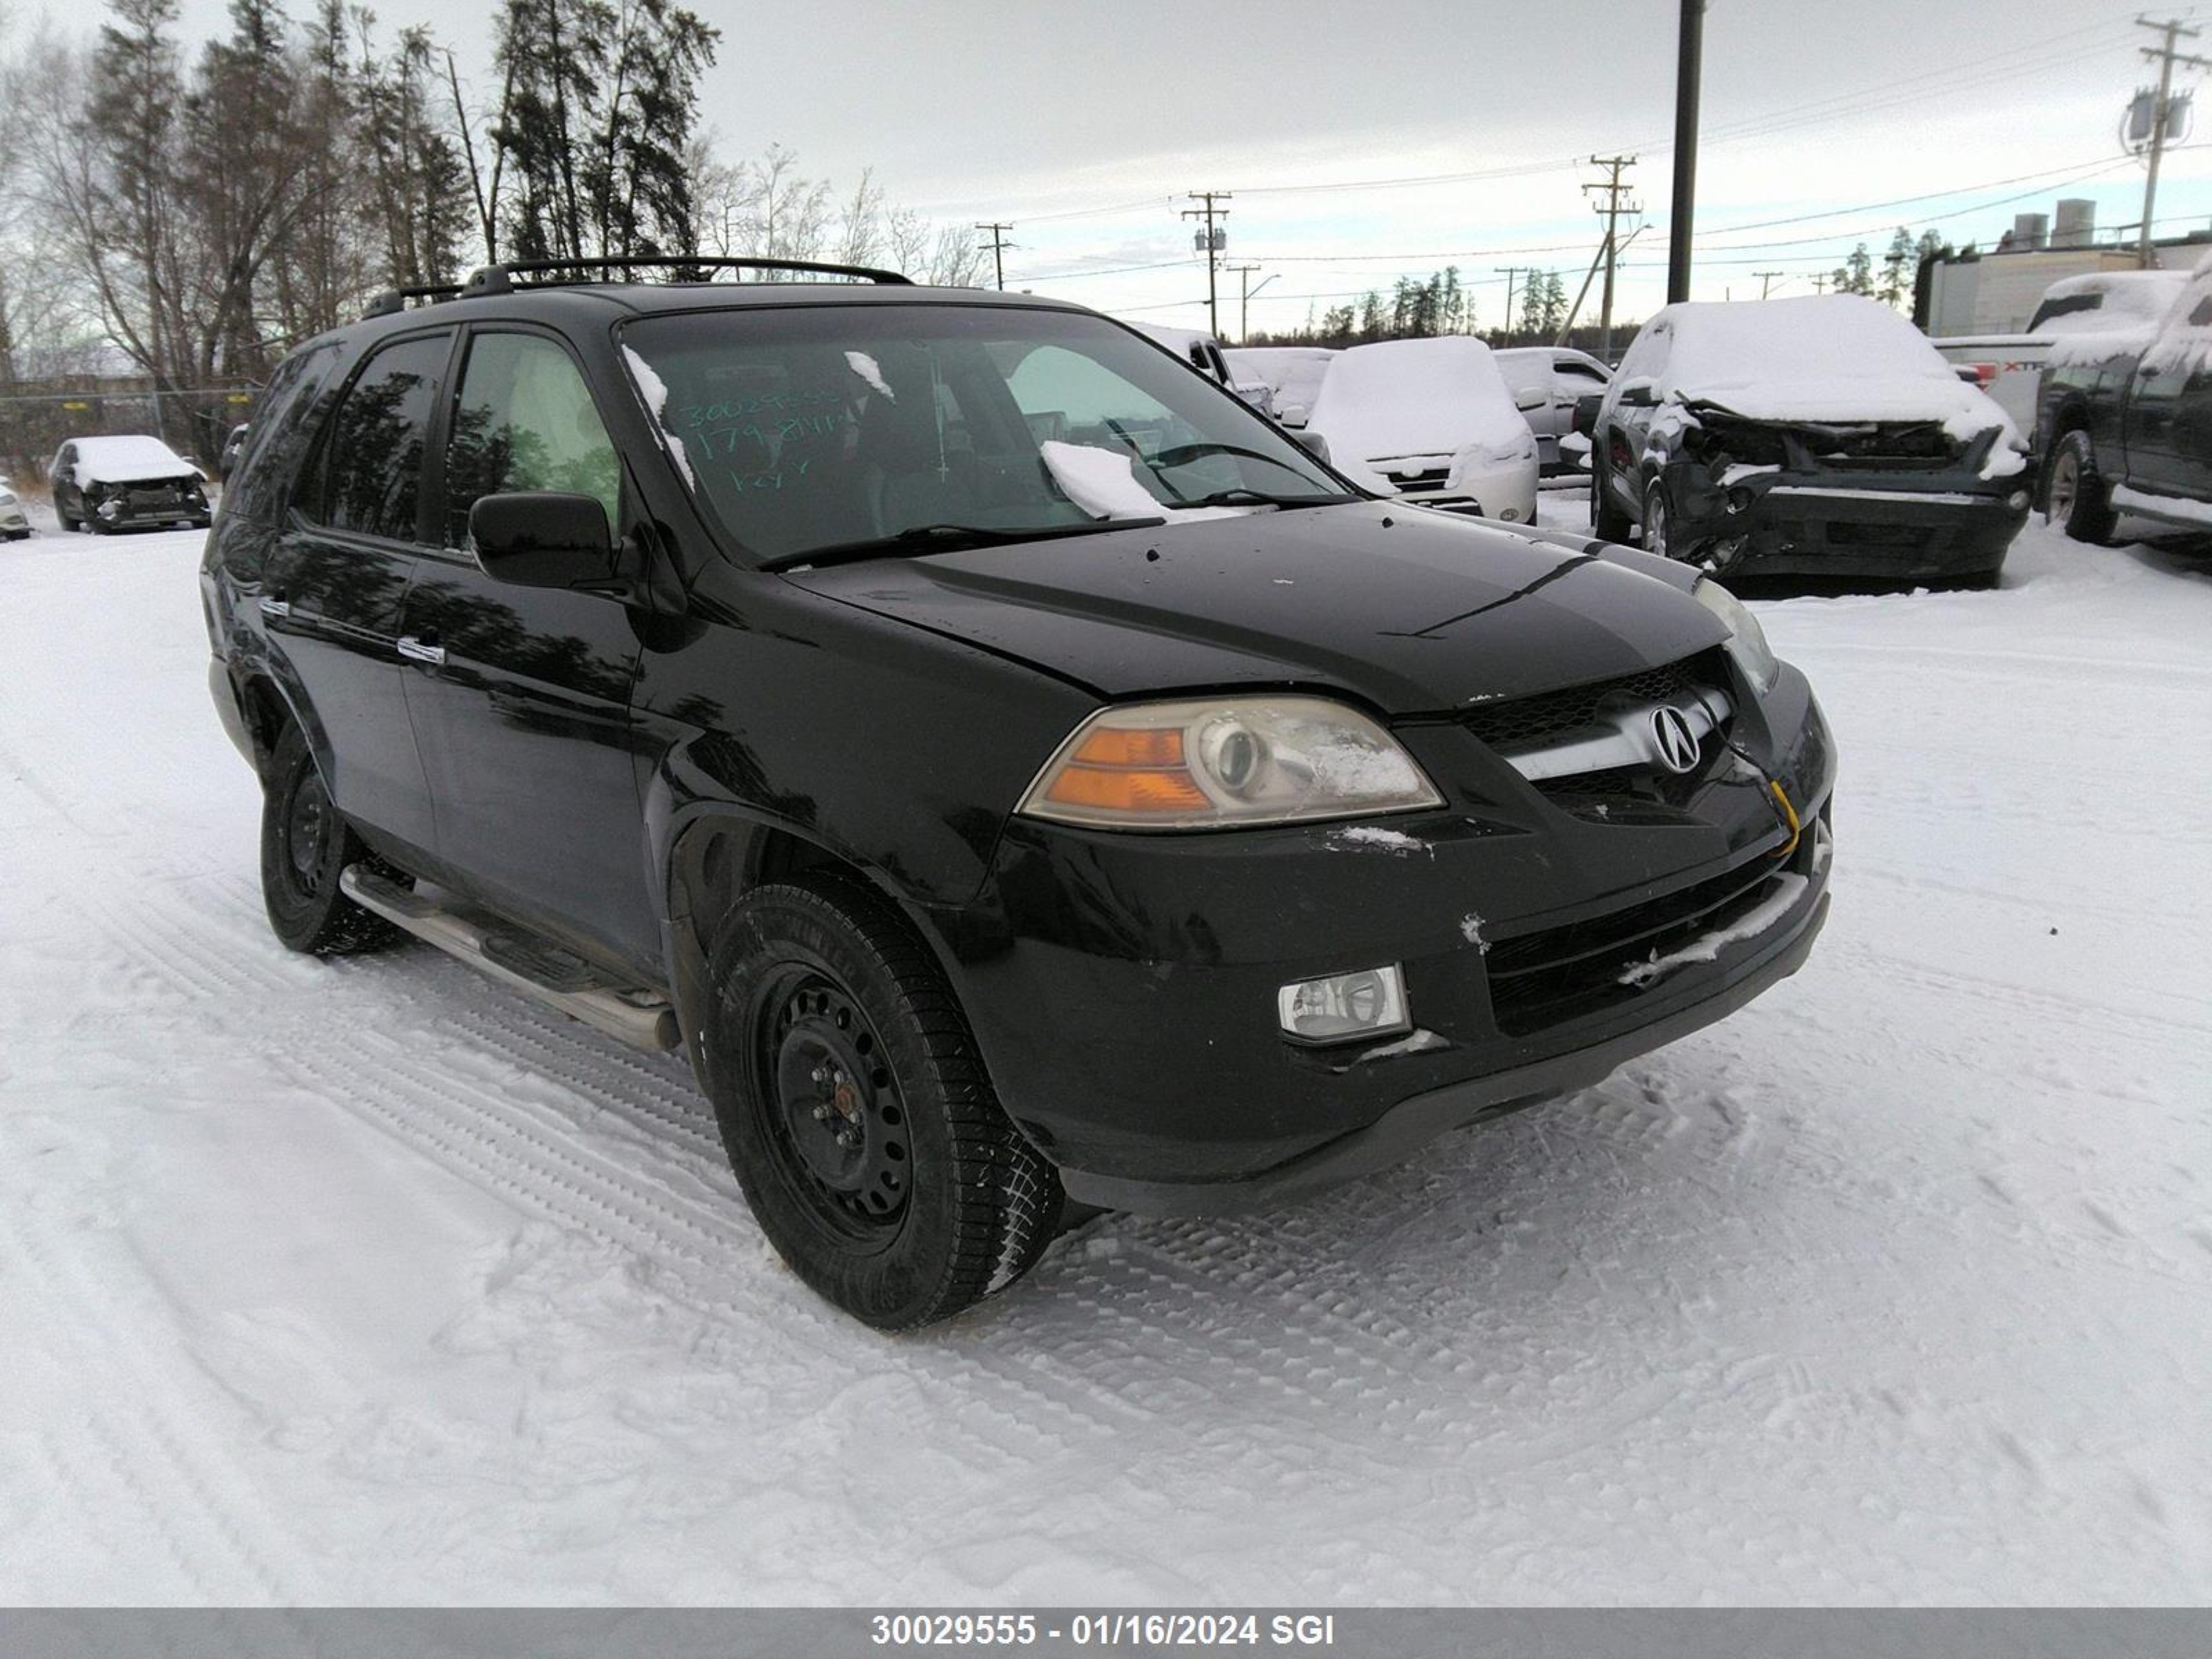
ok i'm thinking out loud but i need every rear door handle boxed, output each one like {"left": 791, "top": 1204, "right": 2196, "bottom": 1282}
{"left": 396, "top": 635, "right": 444, "bottom": 666}
{"left": 258, "top": 595, "right": 290, "bottom": 619}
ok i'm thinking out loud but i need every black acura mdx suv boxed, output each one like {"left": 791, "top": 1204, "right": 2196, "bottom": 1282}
{"left": 203, "top": 259, "right": 1835, "bottom": 1328}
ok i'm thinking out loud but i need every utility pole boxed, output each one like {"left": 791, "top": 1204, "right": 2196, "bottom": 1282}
{"left": 1182, "top": 191, "right": 1232, "bottom": 337}
{"left": 975, "top": 222, "right": 1014, "bottom": 291}
{"left": 1810, "top": 273, "right": 1829, "bottom": 295}
{"left": 2134, "top": 16, "right": 2211, "bottom": 268}
{"left": 1492, "top": 266, "right": 1526, "bottom": 342}
{"left": 1668, "top": 0, "right": 1705, "bottom": 303}
{"left": 1226, "top": 265, "right": 1274, "bottom": 342}
{"left": 1754, "top": 270, "right": 1785, "bottom": 299}
{"left": 1583, "top": 155, "right": 1639, "bottom": 357}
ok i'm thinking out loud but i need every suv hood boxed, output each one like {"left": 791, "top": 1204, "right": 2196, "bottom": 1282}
{"left": 781, "top": 503, "right": 1727, "bottom": 715}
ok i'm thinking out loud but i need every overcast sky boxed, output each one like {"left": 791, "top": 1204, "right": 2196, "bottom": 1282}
{"left": 170, "top": 0, "right": 2211, "bottom": 337}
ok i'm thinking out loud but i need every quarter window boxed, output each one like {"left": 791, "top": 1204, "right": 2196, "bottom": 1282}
{"left": 310, "top": 332, "right": 451, "bottom": 541}
{"left": 444, "top": 332, "right": 622, "bottom": 545}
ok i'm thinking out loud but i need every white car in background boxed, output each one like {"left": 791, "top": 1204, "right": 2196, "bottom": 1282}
{"left": 1933, "top": 269, "right": 2191, "bottom": 436}
{"left": 1, "top": 476, "right": 29, "bottom": 540}
{"left": 1494, "top": 346, "right": 1612, "bottom": 474}
{"left": 1302, "top": 335, "right": 1540, "bottom": 523}
{"left": 1130, "top": 321, "right": 1277, "bottom": 417}
{"left": 1223, "top": 346, "right": 1338, "bottom": 427}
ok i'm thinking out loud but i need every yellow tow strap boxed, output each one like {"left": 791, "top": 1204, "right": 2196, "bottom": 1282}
{"left": 1768, "top": 780, "right": 1803, "bottom": 859}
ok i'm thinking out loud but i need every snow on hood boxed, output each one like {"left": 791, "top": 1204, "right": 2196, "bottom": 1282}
{"left": 1304, "top": 337, "right": 1530, "bottom": 465}
{"left": 68, "top": 435, "right": 198, "bottom": 486}
{"left": 1642, "top": 294, "right": 2022, "bottom": 453}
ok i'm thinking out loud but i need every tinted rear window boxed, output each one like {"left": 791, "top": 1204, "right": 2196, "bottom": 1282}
{"left": 301, "top": 332, "right": 451, "bottom": 541}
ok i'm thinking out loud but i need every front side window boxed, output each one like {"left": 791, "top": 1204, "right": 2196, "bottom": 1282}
{"left": 444, "top": 332, "right": 622, "bottom": 545}
{"left": 618, "top": 304, "right": 1349, "bottom": 566}
{"left": 312, "top": 332, "right": 451, "bottom": 541}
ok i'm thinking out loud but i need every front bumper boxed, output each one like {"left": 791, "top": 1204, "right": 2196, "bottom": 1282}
{"left": 941, "top": 668, "right": 1836, "bottom": 1215}
{"left": 1673, "top": 464, "right": 2029, "bottom": 579}
{"left": 91, "top": 488, "right": 209, "bottom": 529}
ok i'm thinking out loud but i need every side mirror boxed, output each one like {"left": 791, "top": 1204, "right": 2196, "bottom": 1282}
{"left": 469, "top": 491, "right": 617, "bottom": 589}
{"left": 1571, "top": 393, "right": 1604, "bottom": 435}
{"left": 1279, "top": 402, "right": 1308, "bottom": 427}
{"left": 1512, "top": 385, "right": 1548, "bottom": 412}
{"left": 1290, "top": 429, "right": 1331, "bottom": 465}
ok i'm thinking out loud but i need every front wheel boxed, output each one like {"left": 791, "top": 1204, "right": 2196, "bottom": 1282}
{"left": 1642, "top": 478, "right": 1683, "bottom": 561}
{"left": 2043, "top": 429, "right": 2117, "bottom": 545}
{"left": 259, "top": 722, "right": 399, "bottom": 954}
{"left": 1591, "top": 449, "right": 1634, "bottom": 541}
{"left": 704, "top": 876, "right": 1062, "bottom": 1329}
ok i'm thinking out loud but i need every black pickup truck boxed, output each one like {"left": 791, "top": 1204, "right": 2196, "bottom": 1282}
{"left": 2036, "top": 254, "right": 2212, "bottom": 542}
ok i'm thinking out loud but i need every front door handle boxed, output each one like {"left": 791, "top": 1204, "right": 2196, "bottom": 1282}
{"left": 396, "top": 635, "right": 445, "bottom": 666}
{"left": 258, "top": 595, "right": 290, "bottom": 619}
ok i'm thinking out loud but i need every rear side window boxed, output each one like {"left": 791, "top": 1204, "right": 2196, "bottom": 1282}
{"left": 228, "top": 339, "right": 344, "bottom": 525}
{"left": 305, "top": 332, "right": 451, "bottom": 541}
{"left": 444, "top": 332, "right": 621, "bottom": 545}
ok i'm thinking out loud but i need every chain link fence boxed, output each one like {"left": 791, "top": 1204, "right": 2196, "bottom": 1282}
{"left": 0, "top": 381, "right": 261, "bottom": 484}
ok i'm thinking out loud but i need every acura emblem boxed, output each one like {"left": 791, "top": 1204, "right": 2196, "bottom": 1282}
{"left": 1649, "top": 706, "right": 1701, "bottom": 774}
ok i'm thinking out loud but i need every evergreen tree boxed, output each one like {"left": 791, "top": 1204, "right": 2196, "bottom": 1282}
{"left": 1877, "top": 226, "right": 1913, "bottom": 309}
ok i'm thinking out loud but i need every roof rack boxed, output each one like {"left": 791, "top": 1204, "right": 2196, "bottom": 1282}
{"left": 361, "top": 281, "right": 466, "bottom": 320}
{"left": 458, "top": 256, "right": 914, "bottom": 297}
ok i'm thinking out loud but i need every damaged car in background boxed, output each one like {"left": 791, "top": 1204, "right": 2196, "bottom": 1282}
{"left": 49, "top": 434, "right": 214, "bottom": 534}
{"left": 1580, "top": 294, "right": 2031, "bottom": 587}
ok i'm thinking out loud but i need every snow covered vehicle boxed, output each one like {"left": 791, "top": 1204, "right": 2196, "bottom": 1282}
{"left": 1130, "top": 321, "right": 1276, "bottom": 416}
{"left": 1224, "top": 345, "right": 1338, "bottom": 427}
{"left": 1494, "top": 346, "right": 1612, "bottom": 474}
{"left": 1, "top": 476, "right": 29, "bottom": 540}
{"left": 200, "top": 257, "right": 1834, "bottom": 1329}
{"left": 1931, "top": 268, "right": 2190, "bottom": 436}
{"left": 48, "top": 435, "right": 212, "bottom": 534}
{"left": 1583, "top": 295, "right": 2031, "bottom": 586}
{"left": 2034, "top": 252, "right": 2212, "bottom": 543}
{"left": 1303, "top": 336, "right": 1541, "bottom": 522}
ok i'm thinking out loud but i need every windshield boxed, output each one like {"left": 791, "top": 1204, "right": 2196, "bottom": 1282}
{"left": 618, "top": 303, "right": 1352, "bottom": 566}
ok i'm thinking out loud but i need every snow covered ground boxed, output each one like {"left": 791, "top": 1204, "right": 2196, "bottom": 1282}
{"left": 2, "top": 496, "right": 2209, "bottom": 1606}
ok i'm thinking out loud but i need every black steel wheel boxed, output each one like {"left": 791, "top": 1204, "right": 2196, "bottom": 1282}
{"left": 2043, "top": 429, "right": 2116, "bottom": 545}
{"left": 259, "top": 721, "right": 398, "bottom": 955}
{"left": 704, "top": 874, "right": 1062, "bottom": 1329}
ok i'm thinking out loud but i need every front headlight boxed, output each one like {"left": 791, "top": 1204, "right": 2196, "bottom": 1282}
{"left": 1694, "top": 577, "right": 1780, "bottom": 695}
{"left": 1019, "top": 695, "right": 1443, "bottom": 830}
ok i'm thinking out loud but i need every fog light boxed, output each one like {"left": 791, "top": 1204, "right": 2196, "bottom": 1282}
{"left": 1500, "top": 507, "right": 1521, "bottom": 522}
{"left": 2006, "top": 490, "right": 2029, "bottom": 511}
{"left": 1728, "top": 487, "right": 1755, "bottom": 512}
{"left": 1277, "top": 964, "right": 1409, "bottom": 1044}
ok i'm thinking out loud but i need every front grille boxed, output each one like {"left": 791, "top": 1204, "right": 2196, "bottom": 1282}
{"left": 1483, "top": 832, "right": 1815, "bottom": 1036}
{"left": 1463, "top": 649, "right": 1727, "bottom": 753}
{"left": 1386, "top": 466, "right": 1451, "bottom": 488}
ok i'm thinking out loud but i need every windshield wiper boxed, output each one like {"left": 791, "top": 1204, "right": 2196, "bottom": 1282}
{"left": 1174, "top": 487, "right": 1360, "bottom": 510}
{"left": 762, "top": 517, "right": 1165, "bottom": 571}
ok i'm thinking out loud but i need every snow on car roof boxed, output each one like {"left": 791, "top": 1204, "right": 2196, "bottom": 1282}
{"left": 1645, "top": 294, "right": 2017, "bottom": 442}
{"left": 1303, "top": 336, "right": 1526, "bottom": 462}
{"left": 68, "top": 434, "right": 196, "bottom": 483}
{"left": 1224, "top": 346, "right": 1337, "bottom": 407}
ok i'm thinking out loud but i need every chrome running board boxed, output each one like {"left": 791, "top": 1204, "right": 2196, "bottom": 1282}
{"left": 339, "top": 865, "right": 679, "bottom": 1052}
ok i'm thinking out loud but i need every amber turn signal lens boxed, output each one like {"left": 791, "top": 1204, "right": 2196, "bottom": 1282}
{"left": 1068, "top": 727, "right": 1185, "bottom": 768}
{"left": 1043, "top": 764, "right": 1211, "bottom": 814}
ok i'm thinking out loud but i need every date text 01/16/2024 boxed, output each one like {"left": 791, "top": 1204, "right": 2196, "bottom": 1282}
{"left": 870, "top": 1613, "right": 1338, "bottom": 1648}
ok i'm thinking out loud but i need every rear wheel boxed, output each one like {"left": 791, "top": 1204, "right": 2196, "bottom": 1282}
{"left": 704, "top": 875, "right": 1062, "bottom": 1329}
{"left": 259, "top": 722, "right": 399, "bottom": 955}
{"left": 2043, "top": 429, "right": 2116, "bottom": 545}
